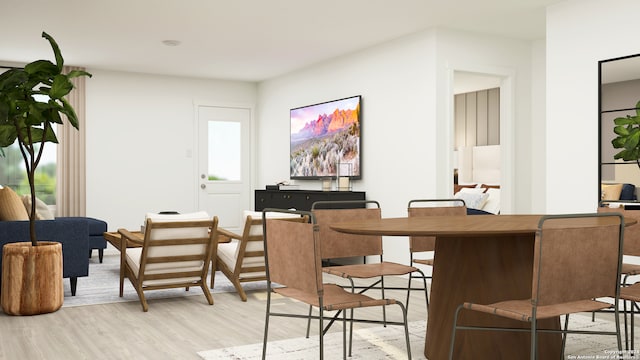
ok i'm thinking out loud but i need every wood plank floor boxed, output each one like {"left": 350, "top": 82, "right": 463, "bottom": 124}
{"left": 0, "top": 277, "right": 429, "bottom": 360}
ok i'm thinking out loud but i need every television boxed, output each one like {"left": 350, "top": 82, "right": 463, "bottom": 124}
{"left": 290, "top": 95, "right": 361, "bottom": 180}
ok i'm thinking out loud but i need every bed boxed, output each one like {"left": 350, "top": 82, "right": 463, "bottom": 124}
{"left": 454, "top": 145, "right": 501, "bottom": 214}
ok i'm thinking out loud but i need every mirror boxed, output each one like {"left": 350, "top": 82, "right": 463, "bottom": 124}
{"left": 599, "top": 54, "right": 640, "bottom": 206}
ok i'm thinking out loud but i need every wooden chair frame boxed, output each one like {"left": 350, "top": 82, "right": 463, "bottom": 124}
{"left": 119, "top": 216, "right": 218, "bottom": 312}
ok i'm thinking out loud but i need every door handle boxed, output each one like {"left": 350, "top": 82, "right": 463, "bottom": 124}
{"left": 201, "top": 184, "right": 206, "bottom": 189}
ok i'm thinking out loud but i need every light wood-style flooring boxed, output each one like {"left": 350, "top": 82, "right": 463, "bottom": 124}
{"left": 0, "top": 277, "right": 429, "bottom": 360}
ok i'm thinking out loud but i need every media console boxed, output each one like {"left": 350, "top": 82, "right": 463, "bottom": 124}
{"left": 254, "top": 190, "right": 366, "bottom": 211}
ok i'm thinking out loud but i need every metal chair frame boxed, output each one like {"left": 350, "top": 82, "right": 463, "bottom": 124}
{"left": 449, "top": 213, "right": 624, "bottom": 359}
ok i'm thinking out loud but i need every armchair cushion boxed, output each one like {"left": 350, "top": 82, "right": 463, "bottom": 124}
{"left": 217, "top": 240, "right": 265, "bottom": 279}
{"left": 127, "top": 211, "right": 211, "bottom": 286}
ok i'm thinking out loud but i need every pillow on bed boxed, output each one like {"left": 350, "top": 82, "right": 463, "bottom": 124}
{"left": 454, "top": 191, "right": 489, "bottom": 210}
{"left": 481, "top": 188, "right": 501, "bottom": 214}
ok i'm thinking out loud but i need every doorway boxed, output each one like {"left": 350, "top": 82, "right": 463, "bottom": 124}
{"left": 450, "top": 69, "right": 513, "bottom": 213}
{"left": 197, "top": 105, "right": 252, "bottom": 233}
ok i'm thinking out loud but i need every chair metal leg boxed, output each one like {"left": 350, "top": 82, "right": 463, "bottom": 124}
{"left": 380, "top": 276, "right": 387, "bottom": 327}
{"left": 405, "top": 268, "right": 429, "bottom": 314}
{"left": 615, "top": 305, "right": 623, "bottom": 355}
{"left": 561, "top": 314, "right": 570, "bottom": 359}
{"left": 405, "top": 272, "right": 413, "bottom": 312}
{"left": 319, "top": 304, "right": 324, "bottom": 360}
{"left": 632, "top": 302, "right": 637, "bottom": 351}
{"left": 305, "top": 305, "right": 313, "bottom": 338}
{"left": 261, "top": 289, "right": 272, "bottom": 360}
{"left": 449, "top": 304, "right": 464, "bottom": 360}
{"left": 530, "top": 316, "right": 537, "bottom": 360}
{"left": 342, "top": 309, "right": 347, "bottom": 360}
{"left": 624, "top": 299, "right": 629, "bottom": 350}
{"left": 396, "top": 301, "right": 412, "bottom": 360}
{"left": 349, "top": 308, "right": 354, "bottom": 357}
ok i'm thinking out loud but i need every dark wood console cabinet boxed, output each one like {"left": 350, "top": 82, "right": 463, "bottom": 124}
{"left": 255, "top": 190, "right": 366, "bottom": 211}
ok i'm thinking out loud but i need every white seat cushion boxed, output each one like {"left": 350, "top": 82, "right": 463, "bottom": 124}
{"left": 129, "top": 211, "right": 212, "bottom": 286}
{"left": 217, "top": 240, "right": 266, "bottom": 279}
{"left": 126, "top": 248, "right": 203, "bottom": 286}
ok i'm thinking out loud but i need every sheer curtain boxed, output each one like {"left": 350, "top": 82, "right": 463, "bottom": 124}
{"left": 55, "top": 66, "right": 86, "bottom": 217}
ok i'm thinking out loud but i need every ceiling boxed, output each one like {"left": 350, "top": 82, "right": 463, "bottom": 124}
{"left": 0, "top": 0, "right": 567, "bottom": 82}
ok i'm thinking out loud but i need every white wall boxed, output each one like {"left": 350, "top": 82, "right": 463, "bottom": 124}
{"left": 85, "top": 70, "right": 256, "bottom": 230}
{"left": 546, "top": 0, "right": 640, "bottom": 212}
{"left": 257, "top": 28, "right": 537, "bottom": 264}
{"left": 531, "top": 39, "right": 547, "bottom": 213}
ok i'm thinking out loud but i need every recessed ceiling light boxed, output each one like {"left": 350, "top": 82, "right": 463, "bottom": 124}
{"left": 162, "top": 40, "right": 181, "bottom": 47}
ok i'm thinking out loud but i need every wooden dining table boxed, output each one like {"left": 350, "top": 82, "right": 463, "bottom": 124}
{"left": 329, "top": 214, "right": 632, "bottom": 360}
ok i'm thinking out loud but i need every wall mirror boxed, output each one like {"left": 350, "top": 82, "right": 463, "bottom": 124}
{"left": 599, "top": 53, "right": 640, "bottom": 206}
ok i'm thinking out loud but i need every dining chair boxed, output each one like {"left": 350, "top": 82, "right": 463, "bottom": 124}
{"left": 597, "top": 206, "right": 640, "bottom": 348}
{"left": 261, "top": 208, "right": 411, "bottom": 360}
{"left": 211, "top": 210, "right": 307, "bottom": 301}
{"left": 305, "top": 199, "right": 421, "bottom": 353}
{"left": 118, "top": 211, "right": 218, "bottom": 312}
{"left": 406, "top": 198, "right": 466, "bottom": 312}
{"left": 449, "top": 212, "right": 624, "bottom": 359}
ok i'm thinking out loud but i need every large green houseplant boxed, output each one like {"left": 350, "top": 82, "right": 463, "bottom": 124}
{"left": 0, "top": 32, "right": 91, "bottom": 244}
{"left": 0, "top": 32, "right": 91, "bottom": 315}
{"left": 612, "top": 100, "right": 640, "bottom": 168}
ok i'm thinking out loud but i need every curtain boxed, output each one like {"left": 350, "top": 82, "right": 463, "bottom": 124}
{"left": 56, "top": 66, "right": 86, "bottom": 217}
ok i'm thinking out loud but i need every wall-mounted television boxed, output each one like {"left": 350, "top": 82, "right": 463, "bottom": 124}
{"left": 290, "top": 95, "right": 361, "bottom": 180}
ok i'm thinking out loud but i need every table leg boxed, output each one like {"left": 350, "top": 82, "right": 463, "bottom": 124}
{"left": 425, "top": 234, "right": 562, "bottom": 359}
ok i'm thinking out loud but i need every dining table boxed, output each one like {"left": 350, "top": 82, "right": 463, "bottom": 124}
{"left": 329, "top": 214, "right": 633, "bottom": 360}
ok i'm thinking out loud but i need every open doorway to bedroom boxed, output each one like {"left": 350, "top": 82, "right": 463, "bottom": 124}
{"left": 452, "top": 71, "right": 503, "bottom": 214}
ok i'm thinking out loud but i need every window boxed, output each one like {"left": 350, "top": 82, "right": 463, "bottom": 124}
{"left": 208, "top": 120, "right": 241, "bottom": 181}
{"left": 0, "top": 66, "right": 57, "bottom": 205}
{"left": 0, "top": 143, "right": 57, "bottom": 205}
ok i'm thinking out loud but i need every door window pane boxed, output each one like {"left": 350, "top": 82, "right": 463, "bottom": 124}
{"left": 208, "top": 121, "right": 240, "bottom": 181}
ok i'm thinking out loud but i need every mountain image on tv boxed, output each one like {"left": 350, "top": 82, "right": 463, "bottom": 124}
{"left": 290, "top": 97, "right": 360, "bottom": 178}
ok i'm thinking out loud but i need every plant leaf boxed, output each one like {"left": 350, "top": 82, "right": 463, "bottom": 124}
{"left": 614, "top": 125, "right": 630, "bottom": 136}
{"left": 42, "top": 32, "right": 64, "bottom": 71}
{"left": 49, "top": 75, "right": 73, "bottom": 99}
{"left": 0, "top": 124, "right": 18, "bottom": 147}
{"left": 624, "top": 128, "right": 640, "bottom": 151}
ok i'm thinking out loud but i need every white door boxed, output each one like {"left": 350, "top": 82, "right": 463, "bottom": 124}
{"left": 197, "top": 105, "right": 252, "bottom": 233}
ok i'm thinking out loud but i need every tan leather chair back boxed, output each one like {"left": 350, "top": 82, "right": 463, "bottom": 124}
{"left": 533, "top": 214, "right": 623, "bottom": 306}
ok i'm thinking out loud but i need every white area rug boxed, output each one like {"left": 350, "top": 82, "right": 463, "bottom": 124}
{"left": 62, "top": 253, "right": 267, "bottom": 307}
{"left": 198, "top": 315, "right": 629, "bottom": 360}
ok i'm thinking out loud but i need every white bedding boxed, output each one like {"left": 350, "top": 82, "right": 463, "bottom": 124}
{"left": 455, "top": 145, "right": 501, "bottom": 214}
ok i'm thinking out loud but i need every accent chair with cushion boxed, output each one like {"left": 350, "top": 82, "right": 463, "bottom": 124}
{"left": 118, "top": 211, "right": 218, "bottom": 312}
{"left": 211, "top": 210, "right": 305, "bottom": 301}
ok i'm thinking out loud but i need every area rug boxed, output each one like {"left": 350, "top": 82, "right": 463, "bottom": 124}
{"left": 197, "top": 315, "right": 627, "bottom": 360}
{"left": 62, "top": 253, "right": 268, "bottom": 307}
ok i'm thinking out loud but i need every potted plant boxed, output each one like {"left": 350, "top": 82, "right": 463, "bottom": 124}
{"left": 0, "top": 32, "right": 91, "bottom": 315}
{"left": 612, "top": 99, "right": 640, "bottom": 168}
